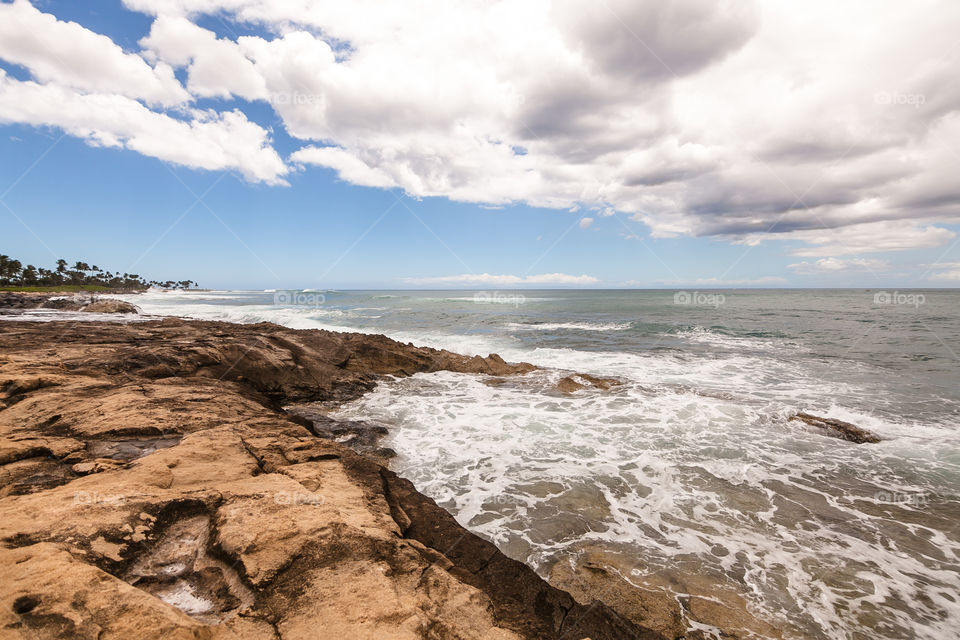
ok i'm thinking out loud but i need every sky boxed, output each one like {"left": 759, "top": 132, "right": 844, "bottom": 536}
{"left": 1, "top": 0, "right": 959, "bottom": 289}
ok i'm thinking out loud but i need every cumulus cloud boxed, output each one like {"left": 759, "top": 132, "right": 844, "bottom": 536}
{"left": 578, "top": 217, "right": 594, "bottom": 229}
{"left": 0, "top": 71, "right": 287, "bottom": 184}
{"left": 139, "top": 15, "right": 267, "bottom": 100}
{"left": 787, "top": 258, "right": 890, "bottom": 274}
{"left": 1, "top": 0, "right": 959, "bottom": 256}
{"left": 0, "top": 0, "right": 188, "bottom": 107}
{"left": 403, "top": 273, "right": 600, "bottom": 286}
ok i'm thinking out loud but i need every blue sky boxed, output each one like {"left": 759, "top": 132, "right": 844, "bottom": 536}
{"left": 2, "top": 0, "right": 959, "bottom": 289}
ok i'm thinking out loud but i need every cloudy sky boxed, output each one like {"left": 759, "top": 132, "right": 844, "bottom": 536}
{"left": 1, "top": 0, "right": 958, "bottom": 288}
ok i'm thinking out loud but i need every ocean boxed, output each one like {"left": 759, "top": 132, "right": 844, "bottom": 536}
{"left": 118, "top": 288, "right": 960, "bottom": 639}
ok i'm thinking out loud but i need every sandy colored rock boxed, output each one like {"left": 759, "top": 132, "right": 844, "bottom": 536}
{"left": 0, "top": 319, "right": 657, "bottom": 640}
{"left": 81, "top": 300, "right": 139, "bottom": 314}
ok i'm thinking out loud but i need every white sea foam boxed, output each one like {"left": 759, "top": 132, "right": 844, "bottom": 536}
{"left": 505, "top": 321, "right": 632, "bottom": 332}
{"left": 335, "top": 370, "right": 960, "bottom": 639}
{"left": 115, "top": 288, "right": 960, "bottom": 637}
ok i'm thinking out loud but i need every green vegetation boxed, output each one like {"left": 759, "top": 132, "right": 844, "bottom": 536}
{"left": 0, "top": 285, "right": 112, "bottom": 292}
{"left": 0, "top": 255, "right": 197, "bottom": 290}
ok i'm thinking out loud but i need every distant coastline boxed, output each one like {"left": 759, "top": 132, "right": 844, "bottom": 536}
{"left": 0, "top": 254, "right": 197, "bottom": 291}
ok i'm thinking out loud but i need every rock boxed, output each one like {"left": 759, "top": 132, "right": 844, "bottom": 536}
{"left": 81, "top": 300, "right": 139, "bottom": 314}
{"left": 549, "top": 548, "right": 785, "bottom": 640}
{"left": 71, "top": 459, "right": 125, "bottom": 475}
{"left": 789, "top": 412, "right": 881, "bottom": 444}
{"left": 555, "top": 374, "right": 622, "bottom": 394}
{"left": 41, "top": 297, "right": 89, "bottom": 311}
{"left": 285, "top": 407, "right": 394, "bottom": 462}
{"left": 0, "top": 293, "right": 49, "bottom": 310}
{"left": 0, "top": 318, "right": 658, "bottom": 640}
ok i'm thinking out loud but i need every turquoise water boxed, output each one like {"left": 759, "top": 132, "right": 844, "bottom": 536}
{"left": 124, "top": 288, "right": 960, "bottom": 639}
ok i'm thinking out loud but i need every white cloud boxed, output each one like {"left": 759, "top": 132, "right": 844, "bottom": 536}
{"left": 787, "top": 257, "right": 890, "bottom": 274}
{"left": 775, "top": 222, "right": 956, "bottom": 257}
{"left": 0, "top": 0, "right": 188, "bottom": 107}
{"left": 0, "top": 71, "right": 287, "bottom": 184}
{"left": 139, "top": 15, "right": 267, "bottom": 100}
{"left": 579, "top": 217, "right": 594, "bottom": 229}
{"left": 2, "top": 0, "right": 959, "bottom": 254}
{"left": 403, "top": 273, "right": 600, "bottom": 286}
{"left": 290, "top": 147, "right": 397, "bottom": 189}
{"left": 924, "top": 262, "right": 960, "bottom": 282}
{"left": 691, "top": 276, "right": 787, "bottom": 285}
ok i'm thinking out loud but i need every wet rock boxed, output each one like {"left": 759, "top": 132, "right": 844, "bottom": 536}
{"left": 81, "top": 300, "right": 138, "bottom": 314}
{"left": 124, "top": 514, "right": 253, "bottom": 624}
{"left": 41, "top": 297, "right": 88, "bottom": 311}
{"left": 286, "top": 406, "right": 393, "bottom": 460}
{"left": 790, "top": 412, "right": 881, "bottom": 444}
{"left": 555, "top": 373, "right": 622, "bottom": 393}
{"left": 549, "top": 548, "right": 785, "bottom": 640}
{"left": 0, "top": 293, "right": 49, "bottom": 309}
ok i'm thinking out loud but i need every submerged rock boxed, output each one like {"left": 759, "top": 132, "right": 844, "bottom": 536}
{"left": 789, "top": 412, "right": 882, "bottom": 444}
{"left": 550, "top": 547, "right": 785, "bottom": 640}
{"left": 554, "top": 373, "right": 622, "bottom": 393}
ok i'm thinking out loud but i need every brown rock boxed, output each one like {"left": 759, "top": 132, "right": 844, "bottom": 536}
{"left": 71, "top": 458, "right": 125, "bottom": 475}
{"left": 789, "top": 412, "right": 881, "bottom": 444}
{"left": 0, "top": 319, "right": 658, "bottom": 640}
{"left": 554, "top": 374, "right": 622, "bottom": 393}
{"left": 549, "top": 548, "right": 784, "bottom": 640}
{"left": 81, "top": 300, "right": 139, "bottom": 314}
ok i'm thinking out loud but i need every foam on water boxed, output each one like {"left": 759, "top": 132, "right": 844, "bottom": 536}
{"left": 335, "top": 369, "right": 960, "bottom": 639}
{"left": 505, "top": 321, "right": 633, "bottom": 332}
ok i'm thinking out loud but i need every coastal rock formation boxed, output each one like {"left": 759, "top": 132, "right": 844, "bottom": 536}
{"left": 0, "top": 319, "right": 659, "bottom": 640}
{"left": 789, "top": 412, "right": 881, "bottom": 444}
{"left": 550, "top": 548, "right": 784, "bottom": 640}
{"left": 0, "top": 292, "right": 56, "bottom": 310}
{"left": 554, "top": 374, "right": 622, "bottom": 394}
{"left": 81, "top": 299, "right": 139, "bottom": 314}
{"left": 41, "top": 297, "right": 87, "bottom": 311}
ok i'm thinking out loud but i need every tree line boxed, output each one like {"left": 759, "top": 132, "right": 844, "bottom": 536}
{"left": 0, "top": 255, "right": 197, "bottom": 290}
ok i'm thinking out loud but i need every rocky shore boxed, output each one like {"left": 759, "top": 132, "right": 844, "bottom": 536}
{"left": 0, "top": 316, "right": 670, "bottom": 640}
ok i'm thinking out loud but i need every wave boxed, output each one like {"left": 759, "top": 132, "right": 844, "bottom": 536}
{"left": 673, "top": 326, "right": 802, "bottom": 352}
{"left": 335, "top": 370, "right": 960, "bottom": 639}
{"left": 504, "top": 321, "right": 632, "bottom": 332}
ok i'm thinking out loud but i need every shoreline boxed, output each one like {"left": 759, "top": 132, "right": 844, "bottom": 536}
{"left": 0, "top": 316, "right": 666, "bottom": 639}
{"left": 0, "top": 295, "right": 897, "bottom": 639}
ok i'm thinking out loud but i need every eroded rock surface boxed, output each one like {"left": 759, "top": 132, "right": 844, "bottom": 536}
{"left": 0, "top": 319, "right": 658, "bottom": 640}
